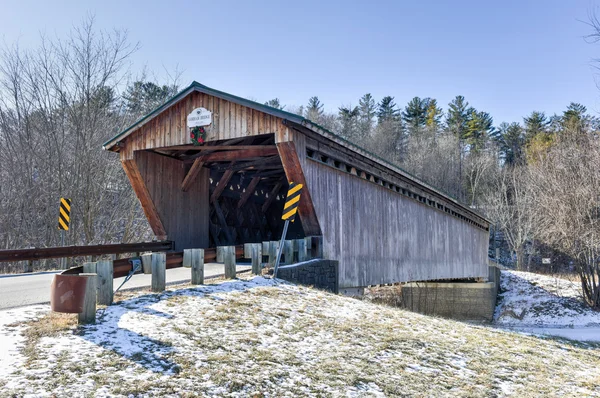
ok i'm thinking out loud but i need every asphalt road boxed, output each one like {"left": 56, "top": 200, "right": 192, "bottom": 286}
{"left": 0, "top": 263, "right": 251, "bottom": 310}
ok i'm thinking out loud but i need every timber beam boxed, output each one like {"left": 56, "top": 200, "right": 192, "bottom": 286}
{"left": 261, "top": 178, "right": 284, "bottom": 213}
{"left": 237, "top": 176, "right": 261, "bottom": 209}
{"left": 121, "top": 158, "right": 167, "bottom": 240}
{"left": 184, "top": 147, "right": 279, "bottom": 164}
{"left": 211, "top": 165, "right": 236, "bottom": 204}
{"left": 181, "top": 158, "right": 205, "bottom": 192}
{"left": 276, "top": 141, "right": 322, "bottom": 236}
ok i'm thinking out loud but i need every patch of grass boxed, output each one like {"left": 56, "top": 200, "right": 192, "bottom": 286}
{"left": 13, "top": 312, "right": 77, "bottom": 364}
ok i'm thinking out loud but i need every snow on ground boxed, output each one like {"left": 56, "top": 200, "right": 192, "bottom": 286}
{"left": 494, "top": 270, "right": 600, "bottom": 341}
{"left": 0, "top": 304, "right": 48, "bottom": 376}
{"left": 1, "top": 275, "right": 600, "bottom": 396}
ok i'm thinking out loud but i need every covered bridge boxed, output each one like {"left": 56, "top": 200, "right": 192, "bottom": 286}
{"left": 103, "top": 82, "right": 490, "bottom": 291}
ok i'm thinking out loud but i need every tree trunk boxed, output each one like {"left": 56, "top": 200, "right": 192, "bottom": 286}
{"left": 516, "top": 245, "right": 525, "bottom": 271}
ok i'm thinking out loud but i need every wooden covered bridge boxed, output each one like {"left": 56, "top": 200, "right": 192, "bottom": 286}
{"left": 103, "top": 82, "right": 490, "bottom": 292}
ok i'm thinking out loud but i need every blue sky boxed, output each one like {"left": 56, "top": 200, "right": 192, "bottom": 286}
{"left": 1, "top": 0, "right": 599, "bottom": 124}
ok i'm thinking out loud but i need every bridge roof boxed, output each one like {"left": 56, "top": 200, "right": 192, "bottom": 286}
{"left": 103, "top": 81, "right": 490, "bottom": 225}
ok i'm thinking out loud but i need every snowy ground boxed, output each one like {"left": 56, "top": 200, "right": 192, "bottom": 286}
{"left": 1, "top": 275, "right": 600, "bottom": 396}
{"left": 494, "top": 270, "right": 600, "bottom": 341}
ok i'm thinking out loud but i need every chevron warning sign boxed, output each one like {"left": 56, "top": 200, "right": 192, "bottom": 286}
{"left": 282, "top": 182, "right": 303, "bottom": 222}
{"left": 58, "top": 198, "right": 71, "bottom": 231}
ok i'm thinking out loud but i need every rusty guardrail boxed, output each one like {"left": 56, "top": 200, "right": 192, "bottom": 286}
{"left": 0, "top": 241, "right": 173, "bottom": 263}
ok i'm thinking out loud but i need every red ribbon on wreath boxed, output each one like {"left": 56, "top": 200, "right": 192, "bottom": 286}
{"left": 190, "top": 126, "right": 206, "bottom": 145}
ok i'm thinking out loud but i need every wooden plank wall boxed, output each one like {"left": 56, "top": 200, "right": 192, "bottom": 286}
{"left": 121, "top": 91, "right": 290, "bottom": 160}
{"left": 302, "top": 159, "right": 489, "bottom": 289}
{"left": 135, "top": 151, "right": 209, "bottom": 251}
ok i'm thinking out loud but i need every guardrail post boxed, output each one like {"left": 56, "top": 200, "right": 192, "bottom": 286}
{"left": 224, "top": 246, "right": 236, "bottom": 279}
{"left": 190, "top": 249, "right": 204, "bottom": 285}
{"left": 83, "top": 262, "right": 97, "bottom": 273}
{"left": 151, "top": 252, "right": 166, "bottom": 292}
{"left": 269, "top": 241, "right": 278, "bottom": 266}
{"left": 251, "top": 243, "right": 262, "bottom": 275}
{"left": 284, "top": 240, "right": 294, "bottom": 264}
{"left": 96, "top": 260, "right": 114, "bottom": 306}
{"left": 141, "top": 254, "right": 152, "bottom": 274}
{"left": 78, "top": 273, "right": 97, "bottom": 325}
{"left": 216, "top": 246, "right": 224, "bottom": 263}
{"left": 23, "top": 260, "right": 33, "bottom": 273}
{"left": 244, "top": 243, "right": 252, "bottom": 259}
{"left": 183, "top": 249, "right": 192, "bottom": 268}
{"left": 297, "top": 239, "right": 307, "bottom": 262}
{"left": 304, "top": 237, "right": 313, "bottom": 259}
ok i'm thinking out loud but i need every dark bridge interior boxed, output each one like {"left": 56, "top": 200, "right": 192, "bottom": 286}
{"left": 145, "top": 133, "right": 305, "bottom": 247}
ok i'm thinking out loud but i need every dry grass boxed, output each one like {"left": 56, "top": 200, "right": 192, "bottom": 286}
{"left": 2, "top": 277, "right": 600, "bottom": 397}
{"left": 10, "top": 312, "right": 78, "bottom": 364}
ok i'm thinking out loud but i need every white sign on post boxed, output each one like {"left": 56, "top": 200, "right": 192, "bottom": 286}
{"left": 187, "top": 107, "right": 212, "bottom": 128}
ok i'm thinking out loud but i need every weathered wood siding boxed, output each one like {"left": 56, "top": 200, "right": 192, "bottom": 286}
{"left": 121, "top": 91, "right": 290, "bottom": 160}
{"left": 303, "top": 159, "right": 489, "bottom": 288}
{"left": 135, "top": 151, "right": 209, "bottom": 251}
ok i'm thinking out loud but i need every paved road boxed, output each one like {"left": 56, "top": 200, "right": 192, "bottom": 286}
{"left": 0, "top": 263, "right": 251, "bottom": 310}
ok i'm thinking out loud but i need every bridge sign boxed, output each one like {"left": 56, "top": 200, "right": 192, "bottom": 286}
{"left": 187, "top": 107, "right": 212, "bottom": 128}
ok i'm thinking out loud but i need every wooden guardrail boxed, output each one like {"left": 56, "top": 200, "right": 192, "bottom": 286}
{"left": 0, "top": 241, "right": 174, "bottom": 263}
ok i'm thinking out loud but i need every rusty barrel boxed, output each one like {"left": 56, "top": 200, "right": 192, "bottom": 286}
{"left": 50, "top": 266, "right": 91, "bottom": 313}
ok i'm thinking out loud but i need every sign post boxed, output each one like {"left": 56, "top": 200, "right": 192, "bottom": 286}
{"left": 58, "top": 198, "right": 71, "bottom": 269}
{"left": 274, "top": 182, "right": 302, "bottom": 278}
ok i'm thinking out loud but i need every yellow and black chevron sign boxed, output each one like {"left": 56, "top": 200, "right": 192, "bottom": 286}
{"left": 282, "top": 182, "right": 303, "bottom": 222}
{"left": 58, "top": 198, "right": 71, "bottom": 231}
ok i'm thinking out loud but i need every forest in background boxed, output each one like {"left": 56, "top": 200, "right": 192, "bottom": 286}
{"left": 1, "top": 17, "right": 600, "bottom": 308}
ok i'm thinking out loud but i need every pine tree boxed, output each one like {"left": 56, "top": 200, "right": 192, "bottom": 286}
{"left": 562, "top": 102, "right": 589, "bottom": 133}
{"left": 377, "top": 96, "right": 400, "bottom": 124}
{"left": 402, "top": 97, "right": 428, "bottom": 136}
{"left": 465, "top": 110, "right": 494, "bottom": 152}
{"left": 122, "top": 81, "right": 177, "bottom": 117}
{"left": 424, "top": 98, "right": 443, "bottom": 130}
{"left": 306, "top": 96, "right": 324, "bottom": 123}
{"left": 445, "top": 95, "right": 473, "bottom": 140}
{"left": 264, "top": 98, "right": 284, "bottom": 110}
{"left": 496, "top": 122, "right": 525, "bottom": 165}
{"left": 523, "top": 111, "right": 549, "bottom": 142}
{"left": 338, "top": 106, "right": 360, "bottom": 142}
{"left": 358, "top": 93, "right": 376, "bottom": 137}
{"left": 373, "top": 96, "right": 405, "bottom": 163}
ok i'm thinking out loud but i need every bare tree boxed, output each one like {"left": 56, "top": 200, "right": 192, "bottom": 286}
{"left": 0, "top": 17, "right": 154, "bottom": 269}
{"left": 530, "top": 131, "right": 600, "bottom": 308}
{"left": 484, "top": 166, "right": 537, "bottom": 271}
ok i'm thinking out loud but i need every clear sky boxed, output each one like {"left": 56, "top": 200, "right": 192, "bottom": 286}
{"left": 1, "top": 0, "right": 599, "bottom": 124}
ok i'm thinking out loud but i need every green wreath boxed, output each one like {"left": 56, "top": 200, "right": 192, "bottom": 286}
{"left": 190, "top": 126, "right": 206, "bottom": 145}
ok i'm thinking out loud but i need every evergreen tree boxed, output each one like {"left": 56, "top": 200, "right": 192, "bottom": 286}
{"left": 402, "top": 97, "right": 428, "bottom": 135}
{"left": 338, "top": 106, "right": 359, "bottom": 142}
{"left": 264, "top": 98, "right": 284, "bottom": 109}
{"left": 562, "top": 102, "right": 589, "bottom": 133}
{"left": 465, "top": 110, "right": 494, "bottom": 152}
{"left": 123, "top": 81, "right": 177, "bottom": 117}
{"left": 373, "top": 96, "right": 405, "bottom": 163}
{"left": 496, "top": 122, "right": 525, "bottom": 165}
{"left": 424, "top": 98, "right": 443, "bottom": 130}
{"left": 306, "top": 96, "right": 324, "bottom": 123}
{"left": 377, "top": 96, "right": 400, "bottom": 124}
{"left": 358, "top": 93, "right": 376, "bottom": 137}
{"left": 523, "top": 111, "right": 549, "bottom": 142}
{"left": 445, "top": 95, "right": 473, "bottom": 140}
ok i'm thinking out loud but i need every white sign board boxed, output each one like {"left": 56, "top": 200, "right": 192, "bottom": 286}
{"left": 187, "top": 107, "right": 212, "bottom": 128}
{"left": 542, "top": 258, "right": 551, "bottom": 264}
